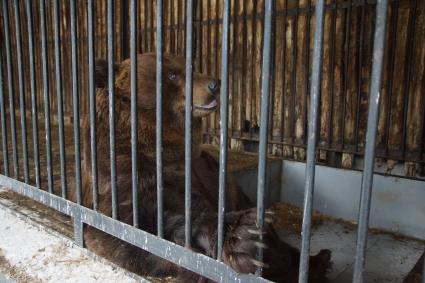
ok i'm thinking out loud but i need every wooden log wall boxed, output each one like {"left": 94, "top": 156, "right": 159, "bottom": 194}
{"left": 0, "top": 0, "right": 424, "bottom": 177}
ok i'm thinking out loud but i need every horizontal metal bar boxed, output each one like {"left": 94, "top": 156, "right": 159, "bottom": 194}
{"left": 0, "top": 175, "right": 270, "bottom": 283}
{"left": 352, "top": 0, "right": 389, "bottom": 281}
{"left": 298, "top": 0, "right": 326, "bottom": 281}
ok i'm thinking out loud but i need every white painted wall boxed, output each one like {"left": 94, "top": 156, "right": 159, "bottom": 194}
{"left": 280, "top": 160, "right": 425, "bottom": 240}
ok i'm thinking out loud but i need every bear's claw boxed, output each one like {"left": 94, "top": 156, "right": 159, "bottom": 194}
{"left": 250, "top": 258, "right": 270, "bottom": 268}
{"left": 247, "top": 228, "right": 266, "bottom": 235}
{"left": 254, "top": 241, "right": 268, "bottom": 249}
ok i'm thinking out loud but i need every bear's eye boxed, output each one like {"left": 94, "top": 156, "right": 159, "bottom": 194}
{"left": 168, "top": 72, "right": 177, "bottom": 81}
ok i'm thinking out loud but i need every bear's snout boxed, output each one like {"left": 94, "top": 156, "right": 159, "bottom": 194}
{"left": 208, "top": 79, "right": 221, "bottom": 95}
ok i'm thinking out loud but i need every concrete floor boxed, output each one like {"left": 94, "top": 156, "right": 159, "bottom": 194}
{"left": 277, "top": 221, "right": 425, "bottom": 283}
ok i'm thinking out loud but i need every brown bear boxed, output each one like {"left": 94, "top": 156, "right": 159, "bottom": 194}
{"left": 89, "top": 54, "right": 245, "bottom": 212}
{"left": 71, "top": 53, "right": 331, "bottom": 282}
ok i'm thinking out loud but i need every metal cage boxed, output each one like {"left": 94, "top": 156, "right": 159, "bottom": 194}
{"left": 0, "top": 0, "right": 423, "bottom": 282}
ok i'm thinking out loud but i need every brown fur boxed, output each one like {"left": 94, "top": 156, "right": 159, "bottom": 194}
{"left": 70, "top": 53, "right": 331, "bottom": 282}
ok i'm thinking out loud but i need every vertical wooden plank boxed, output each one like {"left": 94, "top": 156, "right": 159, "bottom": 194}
{"left": 387, "top": 4, "right": 409, "bottom": 156}
{"left": 406, "top": 0, "right": 424, "bottom": 159}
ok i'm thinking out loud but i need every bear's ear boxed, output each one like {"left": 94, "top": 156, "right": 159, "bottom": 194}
{"left": 94, "top": 59, "right": 118, "bottom": 88}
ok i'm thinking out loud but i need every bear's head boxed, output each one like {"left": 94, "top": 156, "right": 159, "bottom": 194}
{"left": 95, "top": 53, "right": 220, "bottom": 121}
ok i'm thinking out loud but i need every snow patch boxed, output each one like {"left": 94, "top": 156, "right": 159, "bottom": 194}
{"left": 0, "top": 208, "right": 146, "bottom": 282}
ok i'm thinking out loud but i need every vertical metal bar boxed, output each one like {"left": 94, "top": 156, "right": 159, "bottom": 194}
{"left": 185, "top": 0, "right": 194, "bottom": 248}
{"left": 88, "top": 0, "right": 98, "bottom": 210}
{"left": 13, "top": 0, "right": 29, "bottom": 183}
{"left": 108, "top": 0, "right": 117, "bottom": 219}
{"left": 217, "top": 0, "right": 230, "bottom": 262}
{"left": 53, "top": 0, "right": 67, "bottom": 198}
{"left": 39, "top": 0, "right": 53, "bottom": 193}
{"left": 352, "top": 0, "right": 389, "bottom": 281}
{"left": 70, "top": 0, "right": 82, "bottom": 203}
{"left": 156, "top": 0, "right": 163, "bottom": 236}
{"left": 131, "top": 0, "right": 139, "bottom": 227}
{"left": 255, "top": 0, "right": 273, "bottom": 276}
{"left": 26, "top": 0, "right": 40, "bottom": 188}
{"left": 298, "top": 0, "right": 325, "bottom": 281}
{"left": 0, "top": 50, "right": 8, "bottom": 177}
{"left": 2, "top": 0, "right": 19, "bottom": 179}
{"left": 73, "top": 211, "right": 84, "bottom": 247}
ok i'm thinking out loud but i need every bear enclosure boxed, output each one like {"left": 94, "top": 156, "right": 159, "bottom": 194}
{"left": 0, "top": 0, "right": 424, "bottom": 282}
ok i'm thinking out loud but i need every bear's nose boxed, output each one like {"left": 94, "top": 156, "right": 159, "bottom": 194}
{"left": 208, "top": 79, "right": 220, "bottom": 94}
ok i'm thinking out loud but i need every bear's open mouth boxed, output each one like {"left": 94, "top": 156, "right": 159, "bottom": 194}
{"left": 194, "top": 99, "right": 218, "bottom": 111}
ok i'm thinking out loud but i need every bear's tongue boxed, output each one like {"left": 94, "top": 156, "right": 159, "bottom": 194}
{"left": 198, "top": 99, "right": 217, "bottom": 109}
